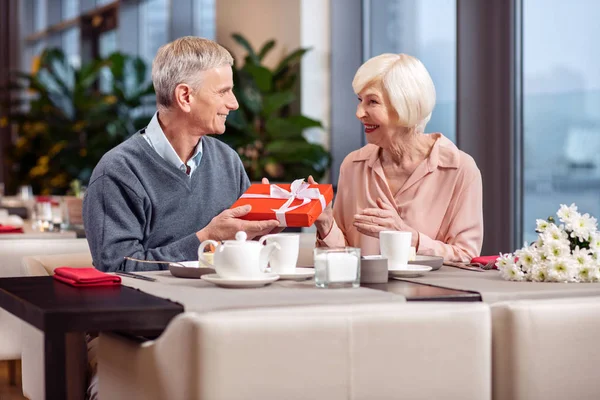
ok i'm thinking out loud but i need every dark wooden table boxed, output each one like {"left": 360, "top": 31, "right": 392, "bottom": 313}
{"left": 0, "top": 277, "right": 183, "bottom": 400}
{"left": 363, "top": 279, "right": 482, "bottom": 301}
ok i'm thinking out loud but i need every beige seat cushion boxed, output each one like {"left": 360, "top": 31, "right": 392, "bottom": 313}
{"left": 492, "top": 296, "right": 600, "bottom": 400}
{"left": 99, "top": 302, "right": 491, "bottom": 400}
{"left": 21, "top": 252, "right": 93, "bottom": 277}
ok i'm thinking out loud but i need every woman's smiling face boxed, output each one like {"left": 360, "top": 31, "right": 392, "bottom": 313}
{"left": 355, "top": 82, "right": 397, "bottom": 146}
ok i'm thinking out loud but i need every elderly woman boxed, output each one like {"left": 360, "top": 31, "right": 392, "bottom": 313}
{"left": 312, "top": 53, "right": 483, "bottom": 262}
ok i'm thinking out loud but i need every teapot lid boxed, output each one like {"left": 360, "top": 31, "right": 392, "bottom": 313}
{"left": 235, "top": 231, "right": 247, "bottom": 241}
{"left": 222, "top": 231, "right": 256, "bottom": 245}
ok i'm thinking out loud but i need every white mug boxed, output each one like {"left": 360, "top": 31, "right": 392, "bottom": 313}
{"left": 379, "top": 231, "right": 412, "bottom": 269}
{"left": 259, "top": 233, "right": 300, "bottom": 274}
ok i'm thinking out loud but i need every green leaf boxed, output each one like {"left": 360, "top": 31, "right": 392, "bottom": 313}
{"left": 234, "top": 70, "right": 262, "bottom": 115}
{"left": 258, "top": 39, "right": 276, "bottom": 61}
{"left": 265, "top": 140, "right": 331, "bottom": 174}
{"left": 39, "top": 49, "right": 73, "bottom": 96}
{"left": 265, "top": 115, "right": 322, "bottom": 139}
{"left": 232, "top": 33, "right": 260, "bottom": 64}
{"left": 262, "top": 91, "right": 295, "bottom": 116}
{"left": 273, "top": 47, "right": 311, "bottom": 78}
{"left": 76, "top": 60, "right": 106, "bottom": 90}
{"left": 243, "top": 63, "right": 272, "bottom": 92}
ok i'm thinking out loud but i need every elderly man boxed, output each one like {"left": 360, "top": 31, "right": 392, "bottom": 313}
{"left": 83, "top": 36, "right": 279, "bottom": 272}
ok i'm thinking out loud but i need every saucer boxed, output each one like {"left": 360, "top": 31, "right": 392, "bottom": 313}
{"left": 201, "top": 273, "right": 279, "bottom": 288}
{"left": 269, "top": 267, "right": 314, "bottom": 281}
{"left": 388, "top": 264, "right": 432, "bottom": 278}
{"left": 169, "top": 261, "right": 214, "bottom": 279}
{"left": 409, "top": 255, "right": 444, "bottom": 271}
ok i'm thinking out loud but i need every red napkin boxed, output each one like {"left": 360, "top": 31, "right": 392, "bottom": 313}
{"left": 0, "top": 225, "right": 23, "bottom": 234}
{"left": 53, "top": 267, "right": 121, "bottom": 287}
{"left": 470, "top": 255, "right": 499, "bottom": 269}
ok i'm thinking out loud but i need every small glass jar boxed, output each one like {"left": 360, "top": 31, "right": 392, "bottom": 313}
{"left": 314, "top": 247, "right": 361, "bottom": 289}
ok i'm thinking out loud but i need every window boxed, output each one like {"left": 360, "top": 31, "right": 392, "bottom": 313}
{"left": 34, "top": 0, "right": 48, "bottom": 32}
{"left": 62, "top": 0, "right": 80, "bottom": 20}
{"left": 522, "top": 0, "right": 600, "bottom": 243}
{"left": 62, "top": 27, "right": 81, "bottom": 68}
{"left": 98, "top": 29, "right": 117, "bottom": 92}
{"left": 194, "top": 0, "right": 216, "bottom": 38}
{"left": 364, "top": 0, "right": 456, "bottom": 142}
{"left": 139, "top": 0, "right": 169, "bottom": 68}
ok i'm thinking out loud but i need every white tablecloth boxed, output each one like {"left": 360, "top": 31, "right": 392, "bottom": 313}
{"left": 121, "top": 271, "right": 406, "bottom": 313}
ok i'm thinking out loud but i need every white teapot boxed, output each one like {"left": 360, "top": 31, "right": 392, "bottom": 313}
{"left": 198, "top": 231, "right": 280, "bottom": 279}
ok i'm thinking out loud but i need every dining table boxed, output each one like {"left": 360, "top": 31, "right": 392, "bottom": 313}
{"left": 0, "top": 259, "right": 488, "bottom": 400}
{"left": 0, "top": 277, "right": 184, "bottom": 400}
{"left": 398, "top": 265, "right": 600, "bottom": 303}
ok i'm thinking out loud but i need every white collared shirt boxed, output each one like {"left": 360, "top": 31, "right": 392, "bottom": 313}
{"left": 141, "top": 112, "right": 203, "bottom": 176}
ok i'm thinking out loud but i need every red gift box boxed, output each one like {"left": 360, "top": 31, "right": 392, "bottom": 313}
{"left": 230, "top": 179, "right": 333, "bottom": 227}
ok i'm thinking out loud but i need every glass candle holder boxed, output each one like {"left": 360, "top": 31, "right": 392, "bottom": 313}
{"left": 314, "top": 247, "right": 361, "bottom": 288}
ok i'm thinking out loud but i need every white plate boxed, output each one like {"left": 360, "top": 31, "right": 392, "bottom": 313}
{"left": 169, "top": 261, "right": 214, "bottom": 279}
{"left": 388, "top": 264, "right": 433, "bottom": 278}
{"left": 201, "top": 273, "right": 279, "bottom": 288}
{"left": 270, "top": 267, "right": 314, "bottom": 281}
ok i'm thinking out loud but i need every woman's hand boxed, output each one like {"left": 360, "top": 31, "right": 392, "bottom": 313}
{"left": 353, "top": 198, "right": 418, "bottom": 245}
{"left": 307, "top": 175, "right": 334, "bottom": 238}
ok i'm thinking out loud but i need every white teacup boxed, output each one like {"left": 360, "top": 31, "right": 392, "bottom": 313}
{"left": 259, "top": 233, "right": 299, "bottom": 274}
{"left": 380, "top": 231, "right": 412, "bottom": 269}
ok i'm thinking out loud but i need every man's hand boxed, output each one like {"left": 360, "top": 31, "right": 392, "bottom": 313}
{"left": 307, "top": 175, "right": 334, "bottom": 238}
{"left": 197, "top": 205, "right": 280, "bottom": 242}
{"left": 353, "top": 198, "right": 418, "bottom": 246}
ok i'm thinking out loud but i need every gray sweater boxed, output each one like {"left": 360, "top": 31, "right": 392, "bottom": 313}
{"left": 83, "top": 133, "right": 250, "bottom": 272}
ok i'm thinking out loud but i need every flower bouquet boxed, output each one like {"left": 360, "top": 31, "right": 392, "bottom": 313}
{"left": 497, "top": 204, "right": 600, "bottom": 282}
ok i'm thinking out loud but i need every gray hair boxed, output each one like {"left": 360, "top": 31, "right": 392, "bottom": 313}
{"left": 152, "top": 36, "right": 234, "bottom": 109}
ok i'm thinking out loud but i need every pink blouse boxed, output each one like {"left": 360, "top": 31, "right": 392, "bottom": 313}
{"left": 320, "top": 134, "right": 483, "bottom": 262}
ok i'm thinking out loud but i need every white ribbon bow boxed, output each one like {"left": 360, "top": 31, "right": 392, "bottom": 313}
{"left": 240, "top": 179, "right": 326, "bottom": 226}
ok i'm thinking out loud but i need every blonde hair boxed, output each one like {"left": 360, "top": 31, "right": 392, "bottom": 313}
{"left": 352, "top": 53, "right": 436, "bottom": 132}
{"left": 152, "top": 36, "right": 234, "bottom": 109}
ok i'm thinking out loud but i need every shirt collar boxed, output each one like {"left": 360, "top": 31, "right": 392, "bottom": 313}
{"left": 143, "top": 112, "right": 203, "bottom": 175}
{"left": 353, "top": 133, "right": 460, "bottom": 170}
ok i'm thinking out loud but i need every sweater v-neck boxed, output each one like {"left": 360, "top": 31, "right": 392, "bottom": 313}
{"left": 133, "top": 133, "right": 200, "bottom": 191}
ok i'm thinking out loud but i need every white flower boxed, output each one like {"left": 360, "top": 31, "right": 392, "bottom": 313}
{"left": 514, "top": 247, "right": 538, "bottom": 273}
{"left": 541, "top": 240, "right": 570, "bottom": 260}
{"left": 530, "top": 263, "right": 548, "bottom": 282}
{"left": 571, "top": 247, "right": 592, "bottom": 267}
{"left": 569, "top": 213, "right": 597, "bottom": 242}
{"left": 589, "top": 267, "right": 600, "bottom": 282}
{"left": 500, "top": 203, "right": 600, "bottom": 283}
{"left": 541, "top": 224, "right": 568, "bottom": 244}
{"left": 546, "top": 258, "right": 575, "bottom": 282}
{"left": 536, "top": 219, "right": 550, "bottom": 233}
{"left": 500, "top": 264, "right": 526, "bottom": 281}
{"left": 495, "top": 253, "right": 516, "bottom": 270}
{"left": 589, "top": 232, "right": 600, "bottom": 252}
{"left": 557, "top": 203, "right": 579, "bottom": 225}
{"left": 575, "top": 265, "right": 595, "bottom": 283}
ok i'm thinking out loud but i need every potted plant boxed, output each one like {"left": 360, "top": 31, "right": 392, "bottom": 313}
{"left": 0, "top": 48, "right": 155, "bottom": 194}
{"left": 221, "top": 33, "right": 331, "bottom": 182}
